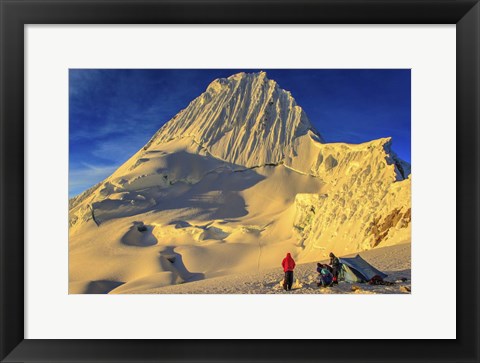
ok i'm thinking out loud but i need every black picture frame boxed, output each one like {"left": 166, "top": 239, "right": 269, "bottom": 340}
{"left": 1, "top": 1, "right": 479, "bottom": 362}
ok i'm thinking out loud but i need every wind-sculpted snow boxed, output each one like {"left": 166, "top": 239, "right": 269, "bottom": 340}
{"left": 68, "top": 71, "right": 411, "bottom": 293}
{"left": 281, "top": 134, "right": 411, "bottom": 259}
{"left": 148, "top": 72, "right": 322, "bottom": 167}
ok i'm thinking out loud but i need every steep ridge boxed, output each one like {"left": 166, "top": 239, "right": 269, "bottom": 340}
{"left": 145, "top": 71, "right": 323, "bottom": 167}
{"left": 68, "top": 71, "right": 411, "bottom": 293}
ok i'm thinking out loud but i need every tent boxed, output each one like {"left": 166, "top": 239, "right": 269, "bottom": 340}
{"left": 339, "top": 255, "right": 387, "bottom": 283}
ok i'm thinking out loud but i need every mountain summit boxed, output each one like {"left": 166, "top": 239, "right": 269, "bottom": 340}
{"left": 146, "top": 71, "right": 323, "bottom": 168}
{"left": 69, "top": 72, "right": 411, "bottom": 294}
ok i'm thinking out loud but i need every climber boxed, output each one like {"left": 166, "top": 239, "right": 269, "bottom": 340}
{"left": 317, "top": 263, "right": 334, "bottom": 287}
{"left": 282, "top": 253, "right": 296, "bottom": 291}
{"left": 329, "top": 252, "right": 341, "bottom": 284}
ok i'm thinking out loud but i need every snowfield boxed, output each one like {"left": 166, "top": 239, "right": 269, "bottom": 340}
{"left": 124, "top": 243, "right": 411, "bottom": 294}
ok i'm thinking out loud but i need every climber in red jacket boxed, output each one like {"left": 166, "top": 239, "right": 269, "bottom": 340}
{"left": 282, "top": 253, "right": 296, "bottom": 291}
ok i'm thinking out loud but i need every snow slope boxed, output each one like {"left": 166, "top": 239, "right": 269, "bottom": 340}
{"left": 69, "top": 71, "right": 411, "bottom": 294}
{"left": 122, "top": 243, "right": 411, "bottom": 294}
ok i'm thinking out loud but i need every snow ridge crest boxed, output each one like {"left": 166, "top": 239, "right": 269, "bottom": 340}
{"left": 147, "top": 71, "right": 323, "bottom": 168}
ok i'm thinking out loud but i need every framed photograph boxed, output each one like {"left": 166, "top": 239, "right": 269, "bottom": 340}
{"left": 1, "top": 1, "right": 478, "bottom": 362}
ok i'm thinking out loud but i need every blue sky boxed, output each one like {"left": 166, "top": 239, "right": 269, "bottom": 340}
{"left": 69, "top": 69, "right": 411, "bottom": 197}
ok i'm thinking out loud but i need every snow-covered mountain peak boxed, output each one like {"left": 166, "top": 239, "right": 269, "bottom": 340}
{"left": 149, "top": 72, "right": 322, "bottom": 167}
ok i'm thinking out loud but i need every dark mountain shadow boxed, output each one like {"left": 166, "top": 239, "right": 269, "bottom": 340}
{"left": 84, "top": 280, "right": 124, "bottom": 294}
{"left": 93, "top": 152, "right": 266, "bottom": 224}
{"left": 155, "top": 168, "right": 264, "bottom": 220}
